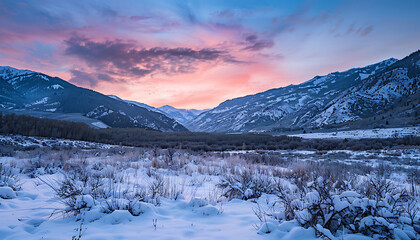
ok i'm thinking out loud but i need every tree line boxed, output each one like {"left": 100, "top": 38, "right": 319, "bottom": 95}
{"left": 0, "top": 112, "right": 419, "bottom": 151}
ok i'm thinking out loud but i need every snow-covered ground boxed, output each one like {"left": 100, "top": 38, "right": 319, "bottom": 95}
{"left": 290, "top": 126, "right": 420, "bottom": 139}
{"left": 0, "top": 174, "right": 268, "bottom": 240}
{"left": 0, "top": 135, "right": 418, "bottom": 240}
{"left": 0, "top": 158, "right": 312, "bottom": 240}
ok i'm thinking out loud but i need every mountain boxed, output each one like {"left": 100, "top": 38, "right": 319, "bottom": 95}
{"left": 158, "top": 105, "right": 208, "bottom": 126}
{"left": 188, "top": 51, "right": 420, "bottom": 133}
{"left": 0, "top": 66, "right": 188, "bottom": 132}
{"left": 107, "top": 95, "right": 207, "bottom": 126}
{"left": 107, "top": 95, "right": 160, "bottom": 112}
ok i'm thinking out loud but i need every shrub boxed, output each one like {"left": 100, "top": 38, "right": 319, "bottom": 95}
{"left": 0, "top": 162, "right": 21, "bottom": 191}
{"left": 274, "top": 175, "right": 420, "bottom": 239}
{"left": 218, "top": 171, "right": 275, "bottom": 200}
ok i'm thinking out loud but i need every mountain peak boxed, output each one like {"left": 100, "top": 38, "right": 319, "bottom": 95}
{"left": 0, "top": 66, "right": 34, "bottom": 78}
{"left": 158, "top": 105, "right": 208, "bottom": 126}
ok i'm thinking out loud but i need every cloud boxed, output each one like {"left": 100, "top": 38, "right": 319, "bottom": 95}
{"left": 64, "top": 35, "right": 234, "bottom": 80}
{"left": 344, "top": 23, "right": 374, "bottom": 37}
{"left": 129, "top": 15, "right": 150, "bottom": 21}
{"left": 212, "top": 9, "right": 235, "bottom": 18}
{"left": 242, "top": 34, "right": 274, "bottom": 51}
{"left": 69, "top": 69, "right": 116, "bottom": 87}
{"left": 358, "top": 25, "right": 373, "bottom": 37}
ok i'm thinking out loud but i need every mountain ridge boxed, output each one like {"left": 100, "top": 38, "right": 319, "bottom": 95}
{"left": 187, "top": 52, "right": 419, "bottom": 133}
{"left": 0, "top": 66, "right": 188, "bottom": 132}
{"left": 106, "top": 95, "right": 207, "bottom": 127}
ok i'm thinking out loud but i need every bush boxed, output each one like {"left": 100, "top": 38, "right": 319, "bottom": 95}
{"left": 0, "top": 162, "right": 21, "bottom": 191}
{"left": 218, "top": 171, "right": 275, "bottom": 200}
{"left": 274, "top": 175, "right": 420, "bottom": 239}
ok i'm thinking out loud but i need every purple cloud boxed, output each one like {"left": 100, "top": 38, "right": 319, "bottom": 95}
{"left": 64, "top": 35, "right": 235, "bottom": 80}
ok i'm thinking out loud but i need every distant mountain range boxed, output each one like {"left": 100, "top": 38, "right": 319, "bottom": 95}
{"left": 1, "top": 50, "right": 419, "bottom": 134}
{"left": 187, "top": 50, "right": 420, "bottom": 133}
{"left": 0, "top": 67, "right": 187, "bottom": 132}
{"left": 158, "top": 105, "right": 207, "bottom": 125}
{"left": 107, "top": 95, "right": 206, "bottom": 125}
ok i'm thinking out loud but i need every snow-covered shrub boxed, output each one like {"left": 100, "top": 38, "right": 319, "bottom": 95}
{"left": 24, "top": 157, "right": 63, "bottom": 177}
{"left": 274, "top": 175, "right": 420, "bottom": 239}
{"left": 0, "top": 162, "right": 20, "bottom": 191}
{"left": 147, "top": 174, "right": 185, "bottom": 201}
{"left": 48, "top": 163, "right": 168, "bottom": 218}
{"left": 101, "top": 186, "right": 148, "bottom": 216}
{"left": 218, "top": 171, "right": 275, "bottom": 200}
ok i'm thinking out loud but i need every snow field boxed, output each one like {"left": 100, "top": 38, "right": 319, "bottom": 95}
{"left": 290, "top": 126, "right": 420, "bottom": 139}
{"left": 0, "top": 137, "right": 418, "bottom": 239}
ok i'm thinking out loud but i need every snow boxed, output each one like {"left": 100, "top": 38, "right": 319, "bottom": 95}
{"left": 290, "top": 126, "right": 420, "bottom": 139}
{"left": 0, "top": 175, "right": 275, "bottom": 239}
{"left": 100, "top": 210, "right": 133, "bottom": 225}
{"left": 38, "top": 75, "right": 49, "bottom": 81}
{"left": 0, "top": 66, "right": 34, "bottom": 79}
{"left": 0, "top": 187, "right": 16, "bottom": 199}
{"left": 359, "top": 73, "right": 370, "bottom": 80}
{"left": 75, "top": 195, "right": 95, "bottom": 209}
{"left": 91, "top": 121, "right": 109, "bottom": 128}
{"left": 257, "top": 221, "right": 277, "bottom": 234}
{"left": 50, "top": 84, "right": 63, "bottom": 90}
{"left": 0, "top": 134, "right": 115, "bottom": 149}
{"left": 86, "top": 105, "right": 114, "bottom": 118}
{"left": 25, "top": 97, "right": 49, "bottom": 107}
{"left": 0, "top": 135, "right": 418, "bottom": 240}
{"left": 310, "top": 76, "right": 328, "bottom": 85}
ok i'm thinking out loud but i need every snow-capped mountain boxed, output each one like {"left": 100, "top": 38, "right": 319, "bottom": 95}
{"left": 107, "top": 95, "right": 207, "bottom": 126}
{"left": 158, "top": 105, "right": 207, "bottom": 125}
{"left": 0, "top": 67, "right": 188, "bottom": 132}
{"left": 188, "top": 51, "right": 420, "bottom": 133}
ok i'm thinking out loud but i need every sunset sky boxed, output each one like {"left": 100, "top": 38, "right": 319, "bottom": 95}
{"left": 0, "top": 0, "right": 419, "bottom": 109}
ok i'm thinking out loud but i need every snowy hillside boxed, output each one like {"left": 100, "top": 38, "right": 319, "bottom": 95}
{"left": 107, "top": 95, "right": 207, "bottom": 128}
{"left": 187, "top": 57, "right": 402, "bottom": 133}
{"left": 187, "top": 52, "right": 420, "bottom": 133}
{"left": 159, "top": 105, "right": 207, "bottom": 126}
{"left": 312, "top": 52, "right": 420, "bottom": 127}
{"left": 0, "top": 66, "right": 187, "bottom": 132}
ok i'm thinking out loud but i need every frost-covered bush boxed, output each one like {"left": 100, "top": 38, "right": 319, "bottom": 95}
{"left": 218, "top": 171, "right": 275, "bottom": 200}
{"left": 24, "top": 157, "right": 63, "bottom": 178}
{"left": 48, "top": 163, "right": 175, "bottom": 219}
{"left": 0, "top": 162, "right": 20, "bottom": 191}
{"left": 48, "top": 171, "right": 104, "bottom": 215}
{"left": 274, "top": 175, "right": 420, "bottom": 239}
{"left": 101, "top": 185, "right": 149, "bottom": 216}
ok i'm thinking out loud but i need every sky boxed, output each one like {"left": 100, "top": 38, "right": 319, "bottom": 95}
{"left": 0, "top": 0, "right": 419, "bottom": 109}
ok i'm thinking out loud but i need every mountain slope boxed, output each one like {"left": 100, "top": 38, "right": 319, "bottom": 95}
{"left": 107, "top": 95, "right": 160, "bottom": 113}
{"left": 107, "top": 95, "right": 207, "bottom": 126}
{"left": 0, "top": 67, "right": 187, "bottom": 132}
{"left": 312, "top": 51, "right": 420, "bottom": 128}
{"left": 188, "top": 52, "right": 419, "bottom": 133}
{"left": 158, "top": 105, "right": 207, "bottom": 125}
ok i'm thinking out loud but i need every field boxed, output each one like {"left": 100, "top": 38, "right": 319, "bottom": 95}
{"left": 0, "top": 134, "right": 419, "bottom": 240}
{"left": 290, "top": 126, "right": 420, "bottom": 139}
